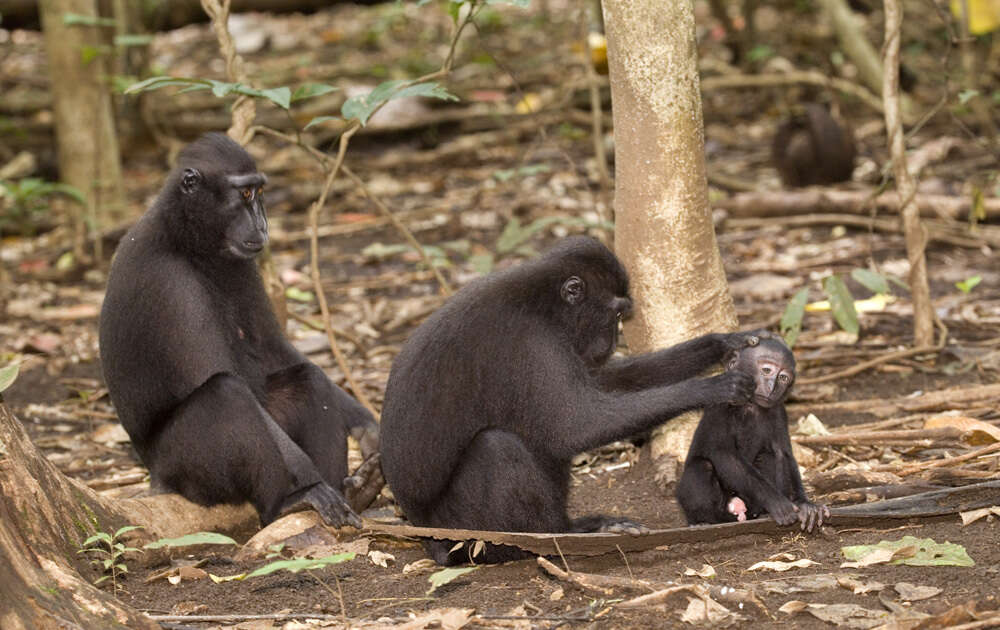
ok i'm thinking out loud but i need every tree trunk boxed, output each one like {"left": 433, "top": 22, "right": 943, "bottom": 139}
{"left": 0, "top": 402, "right": 257, "bottom": 629}
{"left": 39, "top": 0, "right": 126, "bottom": 261}
{"left": 882, "top": 0, "right": 934, "bottom": 347}
{"left": 601, "top": 0, "right": 738, "bottom": 484}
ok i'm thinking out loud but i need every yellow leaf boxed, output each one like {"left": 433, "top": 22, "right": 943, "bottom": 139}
{"left": 951, "top": 0, "right": 1000, "bottom": 34}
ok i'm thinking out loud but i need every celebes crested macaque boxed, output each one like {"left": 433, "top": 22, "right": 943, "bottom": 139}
{"left": 676, "top": 337, "right": 828, "bottom": 532}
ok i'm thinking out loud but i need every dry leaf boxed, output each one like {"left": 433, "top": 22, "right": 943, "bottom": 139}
{"left": 959, "top": 506, "right": 1000, "bottom": 526}
{"left": 748, "top": 559, "right": 820, "bottom": 572}
{"left": 684, "top": 564, "right": 717, "bottom": 578}
{"left": 549, "top": 587, "right": 564, "bottom": 601}
{"left": 396, "top": 607, "right": 474, "bottom": 630}
{"left": 403, "top": 558, "right": 438, "bottom": 574}
{"left": 924, "top": 415, "right": 1000, "bottom": 445}
{"left": 894, "top": 582, "right": 942, "bottom": 601}
{"left": 837, "top": 575, "right": 885, "bottom": 594}
{"left": 679, "top": 596, "right": 742, "bottom": 626}
{"left": 779, "top": 600, "right": 808, "bottom": 614}
{"left": 840, "top": 548, "right": 897, "bottom": 569}
{"left": 367, "top": 550, "right": 395, "bottom": 568}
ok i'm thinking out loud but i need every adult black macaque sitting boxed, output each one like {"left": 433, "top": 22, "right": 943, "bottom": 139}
{"left": 676, "top": 337, "right": 829, "bottom": 532}
{"left": 380, "top": 236, "right": 765, "bottom": 565}
{"left": 100, "top": 133, "right": 379, "bottom": 528}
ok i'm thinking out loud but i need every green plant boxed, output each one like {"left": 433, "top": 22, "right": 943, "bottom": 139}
{"left": 779, "top": 268, "right": 904, "bottom": 347}
{"left": 78, "top": 525, "right": 142, "bottom": 591}
{"left": 0, "top": 178, "right": 85, "bottom": 236}
{"left": 956, "top": 275, "right": 982, "bottom": 293}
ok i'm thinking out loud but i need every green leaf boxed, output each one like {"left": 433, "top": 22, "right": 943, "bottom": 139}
{"left": 82, "top": 532, "right": 113, "bottom": 547}
{"left": 304, "top": 115, "right": 341, "bottom": 130}
{"left": 958, "top": 89, "right": 979, "bottom": 105}
{"left": 291, "top": 83, "right": 339, "bottom": 103}
{"left": 251, "top": 86, "right": 292, "bottom": 110}
{"left": 93, "top": 575, "right": 110, "bottom": 585}
{"left": 113, "top": 525, "right": 143, "bottom": 538}
{"left": 285, "top": 287, "right": 315, "bottom": 303}
{"left": 63, "top": 12, "right": 116, "bottom": 27}
{"left": 113, "top": 34, "right": 153, "bottom": 47}
{"left": 851, "top": 268, "right": 890, "bottom": 295}
{"left": 823, "top": 275, "right": 859, "bottom": 335}
{"left": 80, "top": 45, "right": 103, "bottom": 64}
{"left": 143, "top": 532, "right": 238, "bottom": 549}
{"left": 955, "top": 275, "right": 982, "bottom": 293}
{"left": 446, "top": 1, "right": 462, "bottom": 24}
{"left": 243, "top": 553, "right": 355, "bottom": 579}
{"left": 841, "top": 536, "right": 974, "bottom": 567}
{"left": 427, "top": 566, "right": 478, "bottom": 595}
{"left": 124, "top": 76, "right": 209, "bottom": 95}
{"left": 342, "top": 80, "right": 458, "bottom": 126}
{"left": 468, "top": 253, "right": 495, "bottom": 275}
{"left": 780, "top": 288, "right": 808, "bottom": 348}
{"left": 0, "top": 362, "right": 19, "bottom": 394}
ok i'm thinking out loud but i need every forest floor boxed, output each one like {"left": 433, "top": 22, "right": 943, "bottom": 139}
{"left": 2, "top": 0, "right": 1000, "bottom": 628}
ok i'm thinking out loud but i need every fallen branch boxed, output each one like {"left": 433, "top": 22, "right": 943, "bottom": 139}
{"left": 786, "top": 383, "right": 1000, "bottom": 419}
{"left": 793, "top": 427, "right": 964, "bottom": 448}
{"left": 364, "top": 480, "right": 1000, "bottom": 557}
{"left": 537, "top": 556, "right": 655, "bottom": 595}
{"left": 700, "top": 70, "right": 887, "bottom": 118}
{"left": 716, "top": 189, "right": 1000, "bottom": 221}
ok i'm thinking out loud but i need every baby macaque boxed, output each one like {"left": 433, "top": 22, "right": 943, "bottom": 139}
{"left": 676, "top": 337, "right": 829, "bottom": 532}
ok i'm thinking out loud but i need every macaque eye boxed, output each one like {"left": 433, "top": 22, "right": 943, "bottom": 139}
{"left": 257, "top": 187, "right": 264, "bottom": 196}
{"left": 242, "top": 189, "right": 252, "bottom": 200}
{"left": 761, "top": 366, "right": 773, "bottom": 375}
{"left": 779, "top": 374, "right": 790, "bottom": 383}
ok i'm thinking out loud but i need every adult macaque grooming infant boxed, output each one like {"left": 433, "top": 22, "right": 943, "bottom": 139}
{"left": 381, "top": 237, "right": 767, "bottom": 564}
{"left": 100, "top": 133, "right": 380, "bottom": 528}
{"left": 676, "top": 337, "right": 828, "bottom": 531}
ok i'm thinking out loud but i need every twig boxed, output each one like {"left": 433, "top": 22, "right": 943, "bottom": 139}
{"left": 307, "top": 129, "right": 377, "bottom": 417}
{"left": 896, "top": 441, "right": 1000, "bottom": 477}
{"left": 340, "top": 165, "right": 453, "bottom": 296}
{"left": 199, "top": 0, "right": 254, "bottom": 144}
{"left": 147, "top": 613, "right": 346, "bottom": 623}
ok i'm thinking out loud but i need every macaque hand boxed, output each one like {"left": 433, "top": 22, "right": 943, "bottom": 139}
{"left": 795, "top": 501, "right": 830, "bottom": 532}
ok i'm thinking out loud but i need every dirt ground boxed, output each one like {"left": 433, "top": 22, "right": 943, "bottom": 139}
{"left": 2, "top": 0, "right": 1000, "bottom": 627}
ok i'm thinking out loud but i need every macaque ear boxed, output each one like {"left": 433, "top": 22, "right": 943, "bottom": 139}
{"left": 181, "top": 168, "right": 202, "bottom": 194}
{"left": 725, "top": 350, "right": 739, "bottom": 371}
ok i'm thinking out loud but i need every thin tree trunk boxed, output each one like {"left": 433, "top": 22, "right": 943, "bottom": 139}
{"left": 602, "top": 0, "right": 738, "bottom": 484}
{"left": 0, "top": 403, "right": 257, "bottom": 629}
{"left": 882, "top": 0, "right": 934, "bottom": 347}
{"left": 38, "top": 0, "right": 126, "bottom": 261}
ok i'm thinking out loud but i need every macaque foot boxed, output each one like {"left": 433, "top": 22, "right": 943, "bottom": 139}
{"left": 279, "top": 482, "right": 362, "bottom": 529}
{"left": 343, "top": 452, "right": 385, "bottom": 514}
{"left": 597, "top": 518, "right": 648, "bottom": 536}
{"left": 727, "top": 496, "right": 747, "bottom": 522}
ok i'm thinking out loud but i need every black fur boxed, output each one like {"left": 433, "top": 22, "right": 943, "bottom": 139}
{"left": 676, "top": 338, "right": 828, "bottom": 532}
{"left": 772, "top": 104, "right": 856, "bottom": 188}
{"left": 99, "top": 133, "right": 379, "bottom": 528}
{"left": 381, "top": 237, "right": 761, "bottom": 564}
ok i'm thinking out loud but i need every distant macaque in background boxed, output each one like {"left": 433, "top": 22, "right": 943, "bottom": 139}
{"left": 771, "top": 103, "right": 856, "bottom": 188}
{"left": 676, "top": 337, "right": 829, "bottom": 532}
